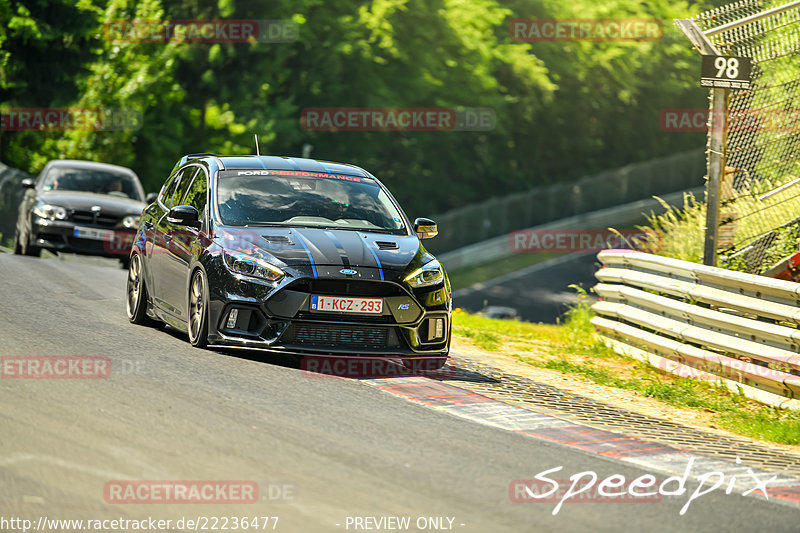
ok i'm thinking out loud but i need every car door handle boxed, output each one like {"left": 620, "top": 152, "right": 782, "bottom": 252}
{"left": 164, "top": 233, "right": 173, "bottom": 241}
{"left": 143, "top": 220, "right": 154, "bottom": 229}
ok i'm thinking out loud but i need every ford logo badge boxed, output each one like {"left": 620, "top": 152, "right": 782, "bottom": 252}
{"left": 340, "top": 268, "right": 357, "bottom": 275}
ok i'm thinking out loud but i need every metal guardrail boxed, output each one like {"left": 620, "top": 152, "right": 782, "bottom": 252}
{"left": 439, "top": 187, "right": 703, "bottom": 272}
{"left": 427, "top": 148, "right": 704, "bottom": 255}
{"left": 591, "top": 249, "right": 800, "bottom": 409}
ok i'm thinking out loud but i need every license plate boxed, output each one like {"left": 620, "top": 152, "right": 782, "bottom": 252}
{"left": 310, "top": 295, "right": 383, "bottom": 314}
{"left": 73, "top": 226, "right": 115, "bottom": 242}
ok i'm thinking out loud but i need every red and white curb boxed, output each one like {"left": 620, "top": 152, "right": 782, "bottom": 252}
{"left": 364, "top": 377, "right": 800, "bottom": 506}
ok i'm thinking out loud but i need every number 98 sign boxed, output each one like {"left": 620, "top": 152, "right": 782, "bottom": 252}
{"left": 701, "top": 55, "right": 752, "bottom": 90}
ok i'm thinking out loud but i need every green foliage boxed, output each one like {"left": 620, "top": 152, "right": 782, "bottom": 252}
{"left": 1, "top": 0, "right": 714, "bottom": 212}
{"left": 637, "top": 193, "right": 705, "bottom": 263}
{"left": 642, "top": 377, "right": 739, "bottom": 410}
{"left": 543, "top": 357, "right": 637, "bottom": 388}
{"left": 562, "top": 284, "right": 616, "bottom": 356}
{"left": 456, "top": 327, "right": 502, "bottom": 351}
{"left": 715, "top": 407, "right": 800, "bottom": 445}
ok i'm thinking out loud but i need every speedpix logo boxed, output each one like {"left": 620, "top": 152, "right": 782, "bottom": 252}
{"left": 237, "top": 170, "right": 270, "bottom": 176}
{"left": 510, "top": 457, "right": 776, "bottom": 516}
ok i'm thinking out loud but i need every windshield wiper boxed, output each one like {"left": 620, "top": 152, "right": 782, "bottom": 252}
{"left": 241, "top": 223, "right": 285, "bottom": 228}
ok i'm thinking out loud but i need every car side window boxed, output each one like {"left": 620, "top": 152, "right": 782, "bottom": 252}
{"left": 171, "top": 167, "right": 198, "bottom": 208}
{"left": 159, "top": 172, "right": 181, "bottom": 209}
{"left": 181, "top": 168, "right": 208, "bottom": 219}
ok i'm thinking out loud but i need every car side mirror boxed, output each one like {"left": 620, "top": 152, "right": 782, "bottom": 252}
{"left": 21, "top": 178, "right": 35, "bottom": 189}
{"left": 167, "top": 205, "right": 201, "bottom": 228}
{"left": 414, "top": 217, "right": 438, "bottom": 240}
{"left": 145, "top": 192, "right": 158, "bottom": 204}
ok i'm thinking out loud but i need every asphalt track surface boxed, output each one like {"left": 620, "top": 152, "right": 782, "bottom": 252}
{"left": 1, "top": 253, "right": 799, "bottom": 532}
{"left": 453, "top": 253, "right": 598, "bottom": 323}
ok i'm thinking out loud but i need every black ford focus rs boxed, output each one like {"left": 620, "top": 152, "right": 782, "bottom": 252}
{"left": 126, "top": 154, "right": 451, "bottom": 367}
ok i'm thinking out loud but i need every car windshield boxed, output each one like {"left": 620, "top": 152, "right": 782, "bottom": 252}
{"left": 216, "top": 171, "right": 407, "bottom": 234}
{"left": 41, "top": 167, "right": 142, "bottom": 201}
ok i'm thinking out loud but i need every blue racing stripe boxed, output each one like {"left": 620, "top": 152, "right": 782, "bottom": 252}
{"left": 367, "top": 245, "right": 385, "bottom": 281}
{"left": 294, "top": 232, "right": 318, "bottom": 278}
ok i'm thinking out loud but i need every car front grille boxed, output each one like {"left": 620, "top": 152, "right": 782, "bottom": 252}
{"left": 294, "top": 311, "right": 395, "bottom": 324}
{"left": 65, "top": 237, "right": 113, "bottom": 254}
{"left": 281, "top": 323, "right": 397, "bottom": 350}
{"left": 288, "top": 279, "right": 406, "bottom": 297}
{"left": 70, "top": 210, "right": 119, "bottom": 228}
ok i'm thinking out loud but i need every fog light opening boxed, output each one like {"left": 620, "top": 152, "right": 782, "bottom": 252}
{"left": 226, "top": 308, "right": 239, "bottom": 329}
{"left": 427, "top": 318, "right": 445, "bottom": 342}
{"left": 262, "top": 320, "right": 289, "bottom": 343}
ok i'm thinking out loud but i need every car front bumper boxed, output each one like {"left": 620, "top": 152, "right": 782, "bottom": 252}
{"left": 31, "top": 218, "right": 136, "bottom": 257}
{"left": 204, "top": 266, "right": 452, "bottom": 357}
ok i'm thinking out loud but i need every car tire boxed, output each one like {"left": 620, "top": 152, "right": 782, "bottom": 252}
{"left": 119, "top": 256, "right": 131, "bottom": 270}
{"left": 20, "top": 230, "right": 41, "bottom": 257}
{"left": 126, "top": 253, "right": 159, "bottom": 327}
{"left": 12, "top": 230, "right": 22, "bottom": 255}
{"left": 188, "top": 269, "right": 209, "bottom": 348}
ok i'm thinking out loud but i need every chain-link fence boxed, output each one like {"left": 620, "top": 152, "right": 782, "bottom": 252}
{"left": 689, "top": 1, "right": 800, "bottom": 273}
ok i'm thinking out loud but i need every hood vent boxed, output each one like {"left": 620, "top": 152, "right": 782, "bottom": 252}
{"left": 376, "top": 241, "right": 399, "bottom": 250}
{"left": 262, "top": 235, "right": 294, "bottom": 245}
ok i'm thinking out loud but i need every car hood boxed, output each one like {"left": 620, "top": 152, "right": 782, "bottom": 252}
{"left": 216, "top": 226, "right": 432, "bottom": 273}
{"left": 39, "top": 191, "right": 146, "bottom": 215}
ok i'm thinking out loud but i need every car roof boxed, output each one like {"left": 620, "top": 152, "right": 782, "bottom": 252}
{"left": 42, "top": 159, "right": 139, "bottom": 176}
{"left": 180, "top": 154, "right": 372, "bottom": 178}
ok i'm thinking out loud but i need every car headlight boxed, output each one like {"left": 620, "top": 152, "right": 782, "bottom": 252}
{"left": 33, "top": 204, "right": 68, "bottom": 221}
{"left": 122, "top": 215, "right": 140, "bottom": 229}
{"left": 404, "top": 259, "right": 445, "bottom": 288}
{"left": 223, "top": 250, "right": 284, "bottom": 282}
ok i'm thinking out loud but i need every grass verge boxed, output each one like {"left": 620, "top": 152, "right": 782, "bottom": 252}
{"left": 451, "top": 296, "right": 800, "bottom": 446}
